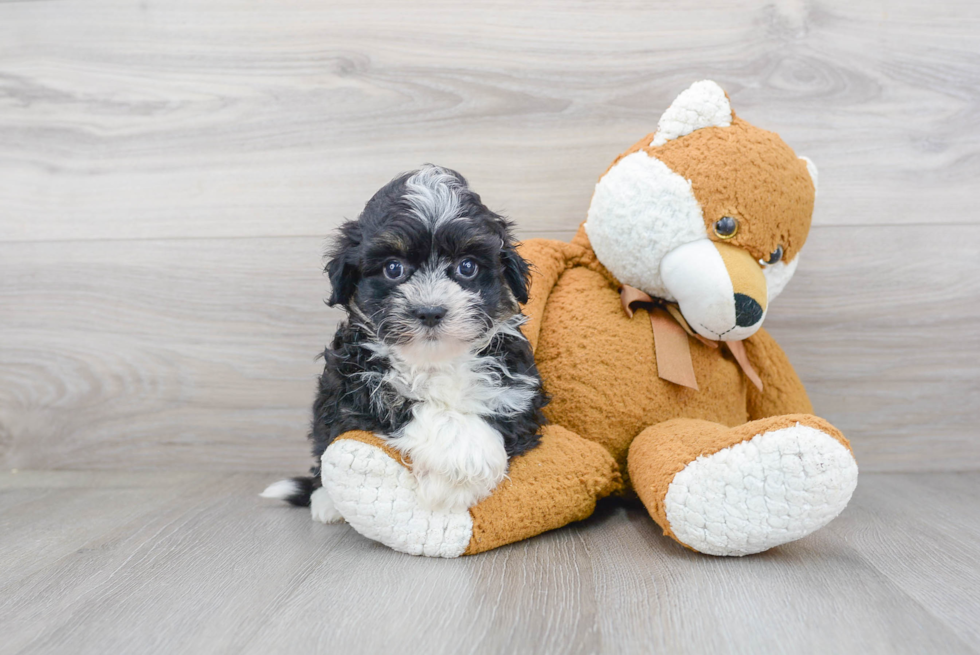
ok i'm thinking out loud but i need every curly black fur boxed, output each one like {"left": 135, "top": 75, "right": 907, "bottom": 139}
{"left": 283, "top": 165, "right": 548, "bottom": 507}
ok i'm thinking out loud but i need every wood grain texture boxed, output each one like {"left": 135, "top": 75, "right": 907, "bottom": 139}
{"left": 1, "top": 470, "right": 978, "bottom": 655}
{"left": 0, "top": 237, "right": 329, "bottom": 473}
{"left": 0, "top": 0, "right": 978, "bottom": 243}
{"left": 2, "top": 224, "right": 977, "bottom": 472}
{"left": 822, "top": 472, "right": 980, "bottom": 647}
{"left": 1, "top": 0, "right": 979, "bottom": 472}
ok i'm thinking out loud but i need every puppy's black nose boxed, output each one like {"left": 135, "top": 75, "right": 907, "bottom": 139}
{"left": 411, "top": 306, "right": 447, "bottom": 327}
{"left": 734, "top": 293, "right": 764, "bottom": 327}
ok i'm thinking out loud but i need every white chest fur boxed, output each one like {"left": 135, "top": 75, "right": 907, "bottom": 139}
{"left": 381, "top": 355, "right": 513, "bottom": 512}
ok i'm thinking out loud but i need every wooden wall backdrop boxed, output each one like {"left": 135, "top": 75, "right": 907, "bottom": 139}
{"left": 1, "top": 0, "right": 978, "bottom": 473}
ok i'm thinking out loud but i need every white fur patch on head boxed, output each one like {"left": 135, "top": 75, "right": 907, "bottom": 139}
{"left": 404, "top": 165, "right": 463, "bottom": 229}
{"left": 651, "top": 80, "right": 733, "bottom": 147}
{"left": 322, "top": 438, "right": 474, "bottom": 558}
{"left": 762, "top": 255, "right": 799, "bottom": 303}
{"left": 585, "top": 151, "right": 707, "bottom": 299}
{"left": 663, "top": 423, "right": 858, "bottom": 556}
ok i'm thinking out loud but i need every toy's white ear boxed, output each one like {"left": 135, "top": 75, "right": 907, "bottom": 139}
{"left": 799, "top": 156, "right": 818, "bottom": 197}
{"left": 651, "top": 80, "right": 733, "bottom": 146}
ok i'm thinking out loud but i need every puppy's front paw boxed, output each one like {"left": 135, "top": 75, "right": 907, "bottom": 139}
{"left": 414, "top": 471, "right": 496, "bottom": 513}
{"left": 310, "top": 487, "right": 345, "bottom": 524}
{"left": 397, "top": 410, "right": 509, "bottom": 513}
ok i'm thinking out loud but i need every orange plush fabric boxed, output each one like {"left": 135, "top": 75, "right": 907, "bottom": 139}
{"left": 607, "top": 117, "right": 814, "bottom": 264}
{"left": 483, "top": 82, "right": 857, "bottom": 555}
{"left": 528, "top": 227, "right": 760, "bottom": 484}
{"left": 465, "top": 424, "right": 621, "bottom": 555}
{"left": 334, "top": 430, "right": 412, "bottom": 466}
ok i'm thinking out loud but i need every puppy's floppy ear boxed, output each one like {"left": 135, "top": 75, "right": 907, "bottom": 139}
{"left": 498, "top": 225, "right": 531, "bottom": 304}
{"left": 501, "top": 244, "right": 531, "bottom": 304}
{"left": 466, "top": 193, "right": 531, "bottom": 305}
{"left": 325, "top": 220, "right": 362, "bottom": 307}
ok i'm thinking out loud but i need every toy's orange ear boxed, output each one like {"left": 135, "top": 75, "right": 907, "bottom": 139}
{"left": 651, "top": 80, "right": 735, "bottom": 146}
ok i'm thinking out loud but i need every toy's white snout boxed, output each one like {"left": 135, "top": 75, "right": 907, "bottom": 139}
{"left": 661, "top": 239, "right": 768, "bottom": 342}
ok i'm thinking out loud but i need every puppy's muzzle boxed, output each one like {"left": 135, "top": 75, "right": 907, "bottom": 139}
{"left": 410, "top": 305, "right": 447, "bottom": 327}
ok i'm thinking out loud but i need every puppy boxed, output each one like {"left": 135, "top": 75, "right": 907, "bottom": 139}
{"left": 263, "top": 165, "right": 548, "bottom": 520}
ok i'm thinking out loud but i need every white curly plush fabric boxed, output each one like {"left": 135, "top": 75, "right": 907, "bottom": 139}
{"left": 585, "top": 151, "right": 706, "bottom": 299}
{"left": 651, "top": 80, "right": 732, "bottom": 146}
{"left": 663, "top": 424, "right": 858, "bottom": 556}
{"left": 321, "top": 439, "right": 473, "bottom": 558}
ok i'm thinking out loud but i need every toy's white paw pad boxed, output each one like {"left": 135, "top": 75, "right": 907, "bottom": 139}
{"left": 321, "top": 440, "right": 473, "bottom": 558}
{"left": 664, "top": 424, "right": 858, "bottom": 556}
{"left": 310, "top": 487, "right": 344, "bottom": 524}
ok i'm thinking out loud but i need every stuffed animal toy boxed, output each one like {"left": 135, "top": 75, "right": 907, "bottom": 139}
{"left": 319, "top": 80, "right": 858, "bottom": 558}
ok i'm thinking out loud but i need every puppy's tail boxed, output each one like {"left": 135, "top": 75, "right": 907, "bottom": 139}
{"left": 260, "top": 476, "right": 317, "bottom": 507}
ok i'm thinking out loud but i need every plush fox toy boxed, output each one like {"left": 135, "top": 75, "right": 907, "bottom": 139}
{"left": 317, "top": 81, "right": 858, "bottom": 558}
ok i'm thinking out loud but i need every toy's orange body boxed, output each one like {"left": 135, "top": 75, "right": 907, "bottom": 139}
{"left": 520, "top": 225, "right": 822, "bottom": 477}
{"left": 532, "top": 234, "right": 750, "bottom": 472}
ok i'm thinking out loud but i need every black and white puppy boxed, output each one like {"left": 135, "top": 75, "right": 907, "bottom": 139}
{"left": 263, "top": 165, "right": 548, "bottom": 517}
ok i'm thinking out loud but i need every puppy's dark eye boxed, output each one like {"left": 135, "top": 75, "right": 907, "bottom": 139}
{"left": 763, "top": 245, "right": 783, "bottom": 265}
{"left": 713, "top": 216, "right": 738, "bottom": 239}
{"left": 455, "top": 258, "right": 478, "bottom": 280}
{"left": 383, "top": 260, "right": 405, "bottom": 281}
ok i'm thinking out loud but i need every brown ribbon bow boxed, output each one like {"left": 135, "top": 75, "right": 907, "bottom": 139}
{"left": 620, "top": 285, "right": 763, "bottom": 392}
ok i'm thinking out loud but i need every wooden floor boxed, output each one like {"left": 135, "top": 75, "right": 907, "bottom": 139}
{"left": 2, "top": 470, "right": 978, "bottom": 655}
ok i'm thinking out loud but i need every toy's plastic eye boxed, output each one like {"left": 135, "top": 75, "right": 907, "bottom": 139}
{"left": 763, "top": 245, "right": 783, "bottom": 265}
{"left": 713, "top": 216, "right": 738, "bottom": 239}
{"left": 383, "top": 260, "right": 405, "bottom": 280}
{"left": 455, "top": 258, "right": 478, "bottom": 280}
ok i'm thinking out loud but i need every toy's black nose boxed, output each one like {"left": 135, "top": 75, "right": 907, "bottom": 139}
{"left": 411, "top": 306, "right": 447, "bottom": 327}
{"left": 734, "top": 293, "right": 764, "bottom": 327}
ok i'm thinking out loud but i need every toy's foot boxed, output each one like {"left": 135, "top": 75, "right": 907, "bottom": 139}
{"left": 321, "top": 432, "right": 474, "bottom": 558}
{"left": 629, "top": 415, "right": 858, "bottom": 556}
{"left": 321, "top": 427, "right": 622, "bottom": 557}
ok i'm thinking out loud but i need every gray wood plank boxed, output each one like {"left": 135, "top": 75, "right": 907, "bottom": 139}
{"left": 582, "top": 495, "right": 977, "bottom": 655}
{"left": 0, "top": 482, "right": 194, "bottom": 591}
{"left": 819, "top": 472, "right": 980, "bottom": 647}
{"left": 2, "top": 225, "right": 978, "bottom": 472}
{"left": 0, "top": 236, "right": 329, "bottom": 473}
{"left": 1, "top": 470, "right": 977, "bottom": 655}
{"left": 1, "top": 0, "right": 978, "bottom": 243}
